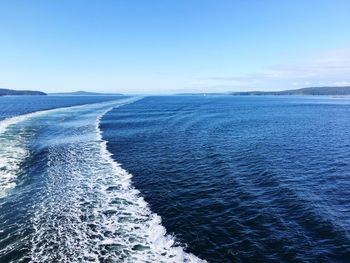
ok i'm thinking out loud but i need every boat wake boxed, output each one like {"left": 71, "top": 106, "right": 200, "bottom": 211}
{"left": 0, "top": 98, "right": 204, "bottom": 262}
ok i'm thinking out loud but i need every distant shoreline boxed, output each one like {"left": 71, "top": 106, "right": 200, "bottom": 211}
{"left": 49, "top": 91, "right": 124, "bottom": 96}
{"left": 175, "top": 86, "right": 350, "bottom": 96}
{"left": 0, "top": 88, "right": 46, "bottom": 96}
{"left": 2, "top": 86, "right": 350, "bottom": 97}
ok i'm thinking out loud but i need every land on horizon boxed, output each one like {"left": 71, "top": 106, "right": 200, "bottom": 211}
{"left": 0, "top": 88, "right": 46, "bottom": 96}
{"left": 2, "top": 86, "right": 350, "bottom": 97}
{"left": 177, "top": 86, "right": 350, "bottom": 96}
{"left": 228, "top": 86, "right": 350, "bottom": 96}
{"left": 49, "top": 91, "right": 124, "bottom": 96}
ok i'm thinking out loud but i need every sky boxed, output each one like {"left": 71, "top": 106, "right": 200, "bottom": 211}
{"left": 0, "top": 0, "right": 349, "bottom": 94}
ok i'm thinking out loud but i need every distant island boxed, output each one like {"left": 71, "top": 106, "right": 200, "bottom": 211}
{"left": 50, "top": 91, "right": 123, "bottom": 96}
{"left": 176, "top": 93, "right": 224, "bottom": 96}
{"left": 2, "top": 87, "right": 350, "bottom": 97}
{"left": 0, "top": 88, "right": 46, "bottom": 96}
{"left": 175, "top": 86, "right": 350, "bottom": 96}
{"left": 229, "top": 86, "right": 350, "bottom": 96}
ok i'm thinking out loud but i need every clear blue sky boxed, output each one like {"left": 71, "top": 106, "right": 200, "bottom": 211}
{"left": 0, "top": 0, "right": 349, "bottom": 94}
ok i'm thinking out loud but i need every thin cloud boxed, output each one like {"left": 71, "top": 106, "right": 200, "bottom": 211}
{"left": 198, "top": 48, "right": 350, "bottom": 91}
{"left": 261, "top": 49, "right": 350, "bottom": 80}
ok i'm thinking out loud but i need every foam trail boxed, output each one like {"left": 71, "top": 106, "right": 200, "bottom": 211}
{"left": 0, "top": 112, "right": 48, "bottom": 198}
{"left": 95, "top": 106, "right": 206, "bottom": 262}
{"left": 0, "top": 110, "right": 59, "bottom": 197}
{"left": 0, "top": 133, "right": 27, "bottom": 198}
{"left": 0, "top": 97, "right": 139, "bottom": 135}
{"left": 0, "top": 97, "right": 207, "bottom": 262}
{"left": 0, "top": 103, "right": 90, "bottom": 197}
{"left": 0, "top": 98, "right": 139, "bottom": 198}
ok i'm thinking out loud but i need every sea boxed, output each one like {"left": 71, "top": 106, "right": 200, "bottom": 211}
{"left": 0, "top": 95, "right": 349, "bottom": 263}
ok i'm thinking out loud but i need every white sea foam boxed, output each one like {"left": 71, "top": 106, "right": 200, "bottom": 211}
{"left": 0, "top": 117, "right": 38, "bottom": 198}
{"left": 0, "top": 105, "right": 85, "bottom": 197}
{"left": 95, "top": 105, "right": 205, "bottom": 262}
{"left": 0, "top": 97, "right": 207, "bottom": 262}
{"left": 0, "top": 98, "right": 138, "bottom": 198}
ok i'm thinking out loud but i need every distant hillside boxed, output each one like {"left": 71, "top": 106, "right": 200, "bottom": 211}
{"left": 230, "top": 86, "right": 350, "bottom": 96}
{"left": 175, "top": 93, "right": 223, "bottom": 96}
{"left": 50, "top": 91, "right": 123, "bottom": 96}
{"left": 0, "top": 88, "right": 46, "bottom": 96}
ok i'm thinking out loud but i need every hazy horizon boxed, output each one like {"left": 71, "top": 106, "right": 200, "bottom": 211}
{"left": 1, "top": 0, "right": 349, "bottom": 94}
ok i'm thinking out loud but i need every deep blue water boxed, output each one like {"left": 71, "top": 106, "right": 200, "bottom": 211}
{"left": 102, "top": 96, "right": 350, "bottom": 262}
{"left": 0, "top": 95, "right": 200, "bottom": 262}
{"left": 0, "top": 95, "right": 350, "bottom": 262}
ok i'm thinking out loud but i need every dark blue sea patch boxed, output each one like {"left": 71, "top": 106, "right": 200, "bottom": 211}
{"left": 102, "top": 96, "right": 350, "bottom": 263}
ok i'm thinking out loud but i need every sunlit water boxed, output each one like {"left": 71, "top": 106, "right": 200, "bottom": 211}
{"left": 102, "top": 96, "right": 350, "bottom": 263}
{"left": 0, "top": 95, "right": 350, "bottom": 262}
{"left": 0, "top": 96, "right": 201, "bottom": 262}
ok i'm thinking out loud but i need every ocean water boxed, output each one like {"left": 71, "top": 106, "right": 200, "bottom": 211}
{"left": 0, "top": 95, "right": 350, "bottom": 262}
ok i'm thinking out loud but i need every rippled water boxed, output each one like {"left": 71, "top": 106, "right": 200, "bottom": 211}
{"left": 0, "top": 95, "right": 350, "bottom": 262}
{"left": 0, "top": 96, "right": 202, "bottom": 262}
{"left": 102, "top": 96, "right": 350, "bottom": 263}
